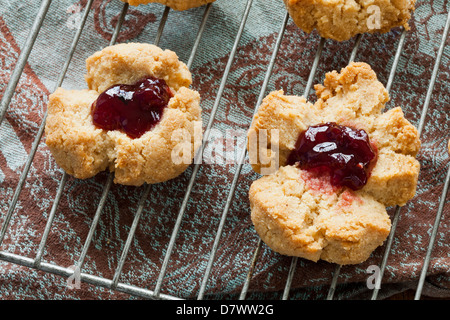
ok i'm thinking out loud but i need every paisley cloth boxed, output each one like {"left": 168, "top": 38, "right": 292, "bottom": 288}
{"left": 0, "top": 0, "right": 449, "bottom": 299}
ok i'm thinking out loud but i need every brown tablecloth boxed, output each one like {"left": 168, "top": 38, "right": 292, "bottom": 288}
{"left": 0, "top": 0, "right": 449, "bottom": 299}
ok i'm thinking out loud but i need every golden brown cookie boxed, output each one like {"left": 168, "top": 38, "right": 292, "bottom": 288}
{"left": 249, "top": 165, "right": 392, "bottom": 264}
{"left": 45, "top": 43, "right": 202, "bottom": 186}
{"left": 283, "top": 0, "right": 416, "bottom": 41}
{"left": 121, "top": 0, "right": 216, "bottom": 10}
{"left": 247, "top": 62, "right": 420, "bottom": 264}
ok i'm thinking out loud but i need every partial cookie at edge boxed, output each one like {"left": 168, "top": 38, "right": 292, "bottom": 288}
{"left": 283, "top": 0, "right": 416, "bottom": 41}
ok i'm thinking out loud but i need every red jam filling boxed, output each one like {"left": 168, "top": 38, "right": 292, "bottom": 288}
{"left": 286, "top": 122, "right": 377, "bottom": 191}
{"left": 91, "top": 76, "right": 173, "bottom": 139}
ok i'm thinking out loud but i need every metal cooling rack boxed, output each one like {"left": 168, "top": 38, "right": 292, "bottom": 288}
{"left": 0, "top": 0, "right": 449, "bottom": 300}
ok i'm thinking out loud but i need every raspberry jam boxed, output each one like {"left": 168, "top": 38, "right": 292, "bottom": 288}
{"left": 286, "top": 122, "right": 377, "bottom": 190}
{"left": 91, "top": 76, "right": 173, "bottom": 139}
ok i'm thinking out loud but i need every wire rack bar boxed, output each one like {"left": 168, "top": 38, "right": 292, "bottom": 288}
{"left": 239, "top": 239, "right": 262, "bottom": 299}
{"left": 151, "top": 2, "right": 213, "bottom": 298}
{"left": 237, "top": 11, "right": 291, "bottom": 300}
{"left": 0, "top": 0, "right": 95, "bottom": 246}
{"left": 327, "top": 265, "right": 341, "bottom": 300}
{"left": 186, "top": 4, "right": 212, "bottom": 69}
{"left": 371, "top": 10, "right": 450, "bottom": 299}
{"left": 195, "top": 0, "right": 262, "bottom": 300}
{"left": 154, "top": 6, "right": 170, "bottom": 45}
{"left": 0, "top": 0, "right": 52, "bottom": 126}
{"left": 0, "top": 0, "right": 222, "bottom": 301}
{"left": 413, "top": 10, "right": 450, "bottom": 300}
{"left": 0, "top": 2, "right": 184, "bottom": 300}
{"left": 0, "top": 250, "right": 179, "bottom": 300}
{"left": 112, "top": 3, "right": 217, "bottom": 295}
{"left": 111, "top": 183, "right": 151, "bottom": 289}
{"left": 327, "top": 27, "right": 407, "bottom": 300}
{"left": 111, "top": 3, "right": 130, "bottom": 45}
{"left": 415, "top": 163, "right": 450, "bottom": 299}
{"left": 197, "top": 9, "right": 292, "bottom": 301}
{"left": 25, "top": 0, "right": 112, "bottom": 265}
{"left": 109, "top": 4, "right": 170, "bottom": 291}
{"left": 77, "top": 1, "right": 128, "bottom": 275}
{"left": 324, "top": 33, "right": 366, "bottom": 301}
{"left": 153, "top": 0, "right": 254, "bottom": 299}
{"left": 416, "top": 11, "right": 450, "bottom": 137}
{"left": 33, "top": 173, "right": 68, "bottom": 268}
{"left": 36, "top": 1, "right": 128, "bottom": 271}
{"left": 348, "top": 34, "right": 363, "bottom": 63}
{"left": 282, "top": 36, "right": 327, "bottom": 300}
{"left": 77, "top": 173, "right": 114, "bottom": 269}
{"left": 282, "top": 257, "right": 298, "bottom": 299}
{"left": 370, "top": 205, "right": 401, "bottom": 298}
{"left": 385, "top": 29, "right": 407, "bottom": 94}
{"left": 287, "top": 33, "right": 362, "bottom": 300}
{"left": 0, "top": 1, "right": 168, "bottom": 299}
{"left": 303, "top": 38, "right": 326, "bottom": 99}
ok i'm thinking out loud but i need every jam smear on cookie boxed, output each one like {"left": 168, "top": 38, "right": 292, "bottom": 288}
{"left": 286, "top": 122, "right": 377, "bottom": 191}
{"left": 91, "top": 76, "right": 173, "bottom": 139}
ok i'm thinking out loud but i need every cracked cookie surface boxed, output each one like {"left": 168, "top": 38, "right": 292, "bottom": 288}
{"left": 283, "top": 0, "right": 416, "bottom": 41}
{"left": 45, "top": 43, "right": 202, "bottom": 186}
{"left": 120, "top": 0, "right": 216, "bottom": 10}
{"left": 247, "top": 62, "right": 420, "bottom": 264}
{"left": 249, "top": 165, "right": 392, "bottom": 264}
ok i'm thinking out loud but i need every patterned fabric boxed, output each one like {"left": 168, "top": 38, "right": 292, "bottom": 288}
{"left": 0, "top": 0, "right": 449, "bottom": 299}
